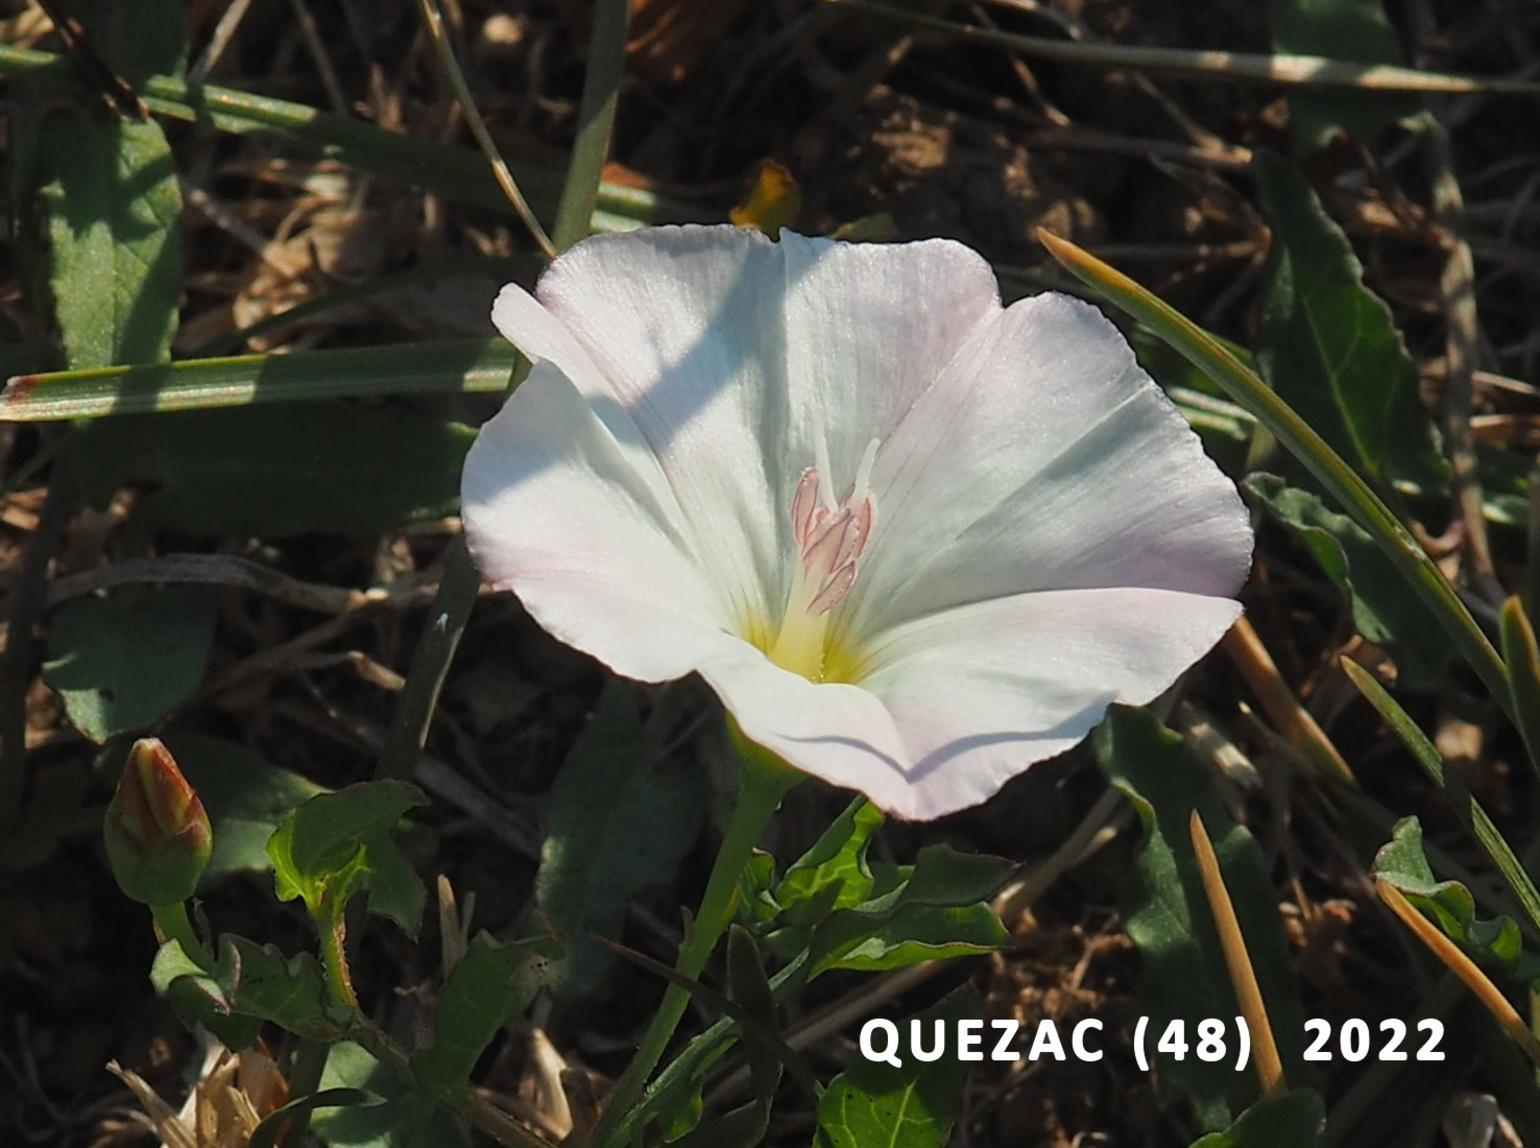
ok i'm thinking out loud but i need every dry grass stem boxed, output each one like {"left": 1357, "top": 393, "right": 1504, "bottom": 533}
{"left": 1189, "top": 809, "right": 1287, "bottom": 1099}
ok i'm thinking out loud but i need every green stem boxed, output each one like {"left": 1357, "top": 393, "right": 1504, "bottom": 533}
{"left": 318, "top": 903, "right": 358, "bottom": 1009}
{"left": 590, "top": 744, "right": 796, "bottom": 1148}
{"left": 151, "top": 901, "right": 212, "bottom": 970}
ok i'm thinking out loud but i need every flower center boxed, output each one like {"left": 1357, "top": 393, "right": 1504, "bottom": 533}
{"left": 766, "top": 438, "right": 878, "bottom": 680}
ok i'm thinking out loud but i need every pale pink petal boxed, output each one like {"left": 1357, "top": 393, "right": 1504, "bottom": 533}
{"left": 775, "top": 231, "right": 1002, "bottom": 493}
{"left": 497, "top": 228, "right": 1007, "bottom": 618}
{"left": 462, "top": 362, "right": 737, "bottom": 680}
{"left": 853, "top": 588, "right": 1243, "bottom": 818}
{"left": 837, "top": 292, "right": 1252, "bottom": 643}
{"left": 692, "top": 644, "right": 914, "bottom": 805}
{"left": 502, "top": 227, "right": 789, "bottom": 625}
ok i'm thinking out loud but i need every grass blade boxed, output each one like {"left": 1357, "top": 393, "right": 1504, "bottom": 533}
{"left": 828, "top": 0, "right": 1540, "bottom": 95}
{"left": 1341, "top": 658, "right": 1540, "bottom": 938}
{"left": 415, "top": 0, "right": 556, "bottom": 259}
{"left": 376, "top": 0, "right": 632, "bottom": 789}
{"left": 0, "top": 339, "right": 515, "bottom": 421}
{"left": 1037, "top": 229, "right": 1512, "bottom": 723}
{"left": 0, "top": 43, "right": 697, "bottom": 231}
{"left": 552, "top": 0, "right": 632, "bottom": 250}
{"left": 1500, "top": 597, "right": 1540, "bottom": 773}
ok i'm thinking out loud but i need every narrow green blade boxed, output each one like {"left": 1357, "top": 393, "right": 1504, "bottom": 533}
{"left": 0, "top": 339, "right": 516, "bottom": 420}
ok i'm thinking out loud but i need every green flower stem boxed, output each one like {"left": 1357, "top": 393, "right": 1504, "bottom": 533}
{"left": 590, "top": 743, "right": 797, "bottom": 1148}
{"left": 318, "top": 902, "right": 358, "bottom": 1009}
{"left": 150, "top": 901, "right": 211, "bottom": 971}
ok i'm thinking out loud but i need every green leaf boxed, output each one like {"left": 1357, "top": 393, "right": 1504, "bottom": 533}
{"left": 812, "top": 902, "right": 1009, "bottom": 974}
{"left": 669, "top": 1102, "right": 773, "bottom": 1148}
{"left": 42, "top": 585, "right": 217, "bottom": 742}
{"left": 808, "top": 845, "right": 1013, "bottom": 975}
{"left": 0, "top": 339, "right": 518, "bottom": 421}
{"left": 662, "top": 1090, "right": 707, "bottom": 1142}
{"left": 410, "top": 934, "right": 548, "bottom": 1093}
{"left": 623, "top": 843, "right": 1010, "bottom": 1145}
{"left": 813, "top": 989, "right": 977, "bottom": 1148}
{"left": 881, "top": 845, "right": 1015, "bottom": 908}
{"left": 1266, "top": 0, "right": 1416, "bottom": 148}
{"left": 213, "top": 936, "right": 346, "bottom": 1038}
{"left": 54, "top": 0, "right": 186, "bottom": 84}
{"left": 14, "top": 1, "right": 186, "bottom": 501}
{"left": 153, "top": 934, "right": 346, "bottom": 1041}
{"left": 1246, "top": 473, "right": 1449, "bottom": 687}
{"left": 400, "top": 933, "right": 551, "bottom": 1134}
{"left": 1095, "top": 706, "right": 1309, "bottom": 1131}
{"left": 313, "top": 1043, "right": 469, "bottom": 1148}
{"left": 596, "top": 932, "right": 818, "bottom": 1144}
{"left": 272, "top": 781, "right": 423, "bottom": 881}
{"left": 1191, "top": 1089, "right": 1325, "bottom": 1146}
{"left": 536, "top": 683, "right": 707, "bottom": 999}
{"left": 31, "top": 0, "right": 189, "bottom": 372}
{"left": 725, "top": 925, "right": 783, "bottom": 1115}
{"left": 248, "top": 1089, "right": 386, "bottom": 1148}
{"left": 33, "top": 114, "right": 182, "bottom": 371}
{"left": 653, "top": 926, "right": 786, "bottom": 1148}
{"left": 1373, "top": 817, "right": 1540, "bottom": 982}
{"left": 150, "top": 937, "right": 263, "bottom": 1050}
{"left": 268, "top": 780, "right": 427, "bottom": 936}
{"left": 72, "top": 405, "right": 475, "bottom": 537}
{"left": 1254, "top": 153, "right": 1444, "bottom": 491}
{"left": 163, "top": 734, "right": 325, "bottom": 882}
{"left": 623, "top": 956, "right": 811, "bottom": 1145}
{"left": 736, "top": 848, "right": 782, "bottom": 928}
{"left": 776, "top": 798, "right": 884, "bottom": 913}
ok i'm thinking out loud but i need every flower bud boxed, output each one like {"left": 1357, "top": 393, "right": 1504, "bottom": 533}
{"left": 104, "top": 738, "right": 212, "bottom": 905}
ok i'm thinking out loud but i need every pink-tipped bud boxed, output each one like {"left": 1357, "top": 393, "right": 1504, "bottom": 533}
{"left": 104, "top": 739, "right": 212, "bottom": 905}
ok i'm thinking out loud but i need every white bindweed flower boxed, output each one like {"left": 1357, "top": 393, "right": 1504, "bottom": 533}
{"left": 463, "top": 226, "right": 1252, "bottom": 819}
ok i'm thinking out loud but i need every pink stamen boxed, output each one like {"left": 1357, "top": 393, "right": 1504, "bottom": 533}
{"left": 791, "top": 468, "right": 820, "bottom": 549}
{"left": 784, "top": 460, "right": 877, "bottom": 619}
{"left": 802, "top": 507, "right": 852, "bottom": 584}
{"left": 833, "top": 495, "right": 874, "bottom": 569}
{"left": 808, "top": 562, "right": 858, "bottom": 616}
